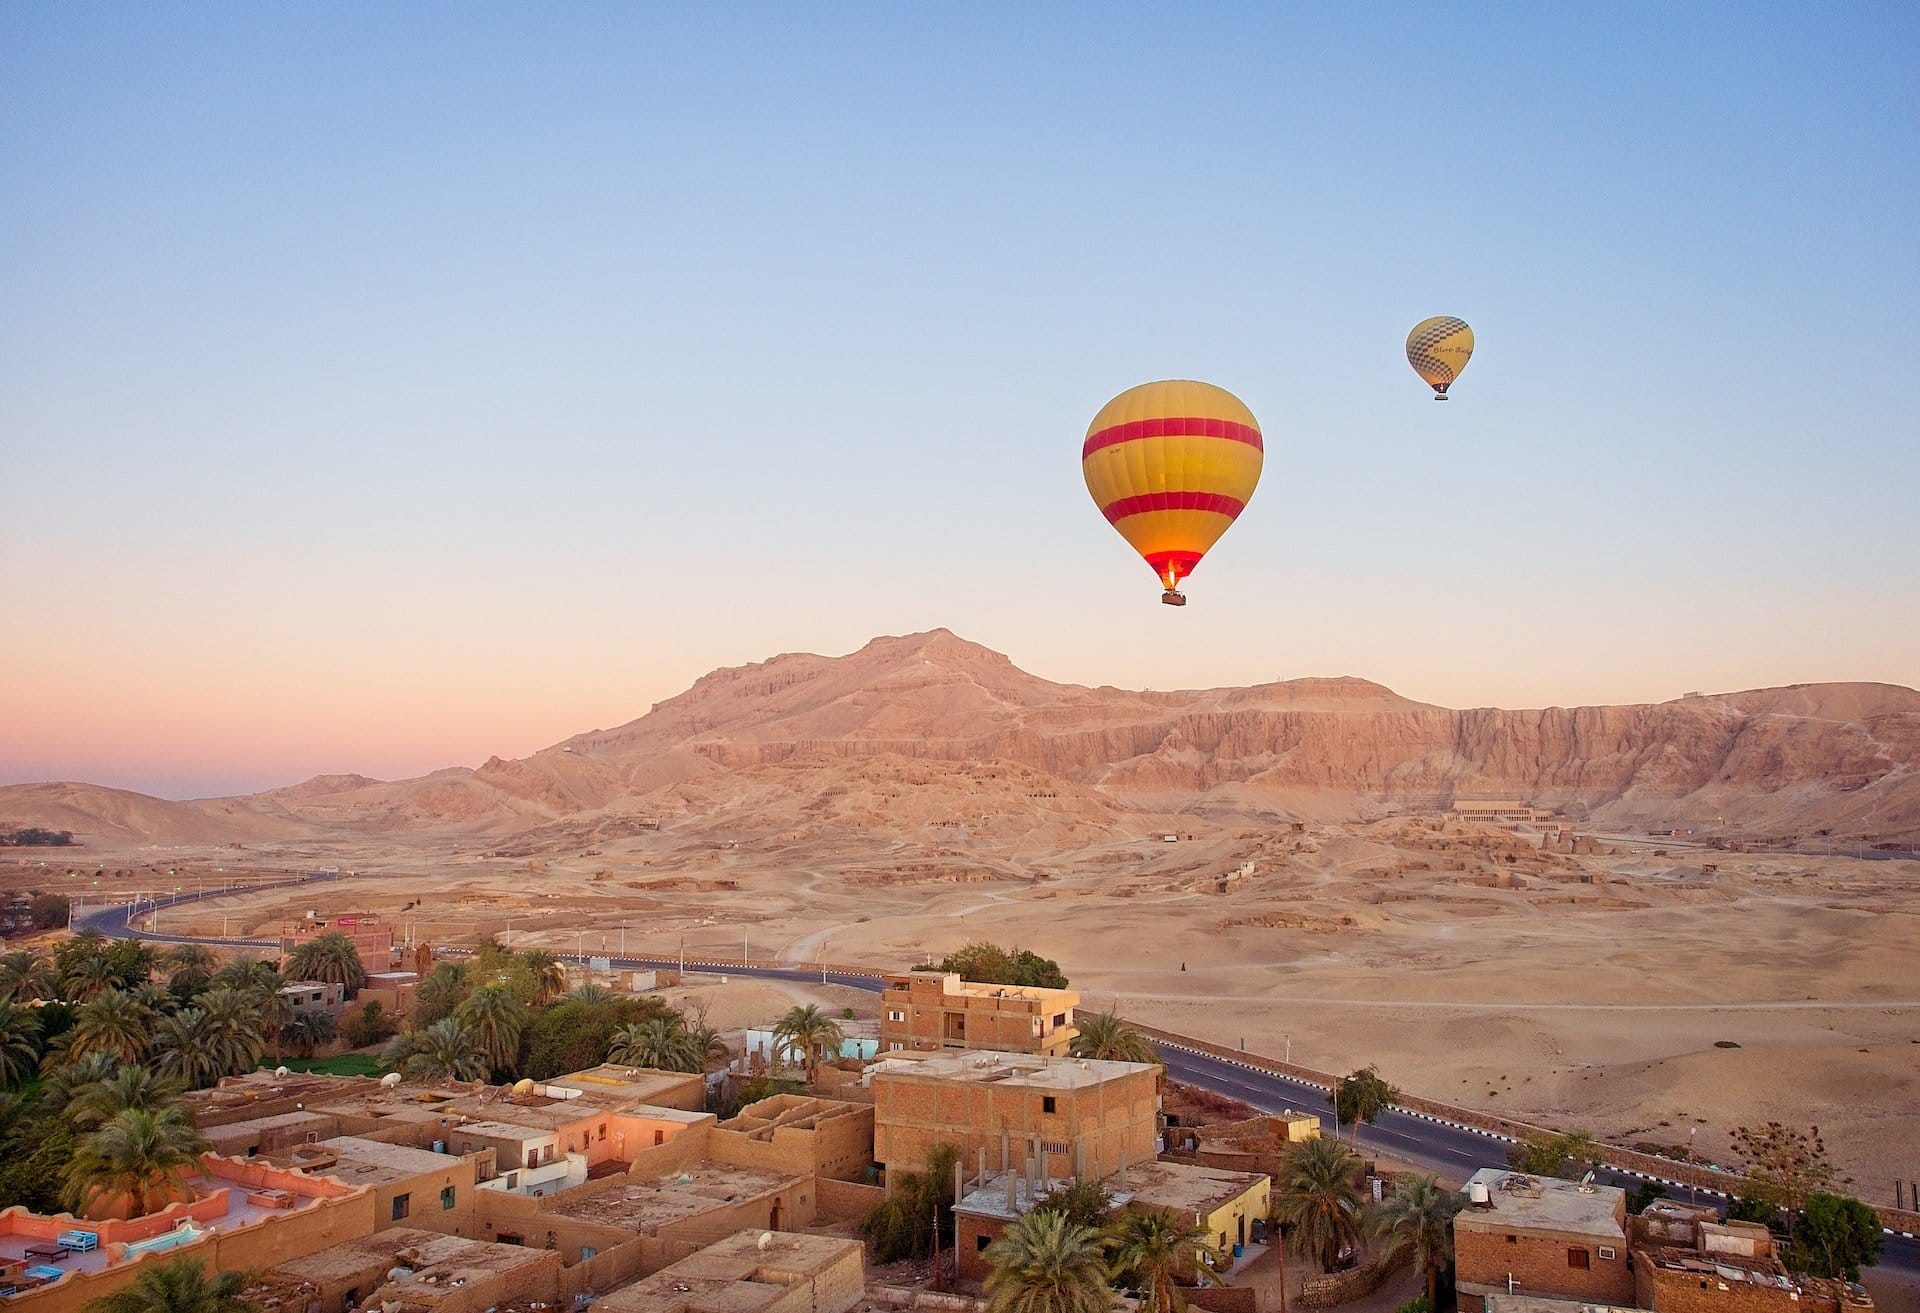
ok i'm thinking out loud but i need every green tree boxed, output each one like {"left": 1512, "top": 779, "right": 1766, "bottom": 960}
{"left": 983, "top": 1209, "right": 1113, "bottom": 1313}
{"left": 609, "top": 1015, "right": 701, "bottom": 1073}
{"left": 192, "top": 987, "right": 266, "bottom": 1078}
{"left": 862, "top": 1143, "right": 961, "bottom": 1263}
{"left": 1110, "top": 1208, "right": 1221, "bottom": 1313}
{"left": 0, "top": 948, "right": 57, "bottom": 1000}
{"left": 0, "top": 1094, "right": 76, "bottom": 1213}
{"left": 1788, "top": 1192, "right": 1881, "bottom": 1281}
{"left": 771, "top": 1004, "right": 844, "bottom": 1083}
{"left": 389, "top": 1017, "right": 488, "bottom": 1082}
{"left": 150, "top": 1008, "right": 224, "bottom": 1089}
{"left": 1330, "top": 1067, "right": 1399, "bottom": 1149}
{"left": 67, "top": 989, "right": 157, "bottom": 1065}
{"left": 213, "top": 958, "right": 280, "bottom": 996}
{"left": 1070, "top": 1012, "right": 1158, "bottom": 1065}
{"left": 64, "top": 1105, "right": 209, "bottom": 1218}
{"left": 38, "top": 1051, "right": 122, "bottom": 1118}
{"left": 65, "top": 1066, "right": 183, "bottom": 1135}
{"left": 1369, "top": 1173, "right": 1463, "bottom": 1308}
{"left": 1506, "top": 1130, "right": 1604, "bottom": 1181}
{"left": 163, "top": 945, "right": 219, "bottom": 993}
{"left": 29, "top": 892, "right": 71, "bottom": 930}
{"left": 938, "top": 942, "right": 1070, "bottom": 989}
{"left": 0, "top": 997, "right": 41, "bottom": 1089}
{"left": 1032, "top": 1177, "right": 1116, "bottom": 1233}
{"left": 62, "top": 951, "right": 125, "bottom": 1003}
{"left": 454, "top": 983, "right": 531, "bottom": 1076}
{"left": 81, "top": 1255, "right": 259, "bottom": 1313}
{"left": 342, "top": 1000, "right": 396, "bottom": 1049}
{"left": 281, "top": 1008, "right": 338, "bottom": 1058}
{"left": 282, "top": 932, "right": 366, "bottom": 994}
{"left": 520, "top": 950, "right": 567, "bottom": 1006}
{"left": 413, "top": 962, "right": 473, "bottom": 1027}
{"left": 564, "top": 982, "right": 614, "bottom": 1005}
{"left": 1272, "top": 1136, "right": 1366, "bottom": 1272}
{"left": 1733, "top": 1122, "right": 1834, "bottom": 1217}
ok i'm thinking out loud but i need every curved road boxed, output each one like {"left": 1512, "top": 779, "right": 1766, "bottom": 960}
{"left": 76, "top": 875, "right": 1919, "bottom": 1278}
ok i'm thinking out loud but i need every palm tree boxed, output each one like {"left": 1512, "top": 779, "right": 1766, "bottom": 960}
{"left": 454, "top": 983, "right": 530, "bottom": 1076}
{"left": 983, "top": 1209, "right": 1114, "bottom": 1313}
{"left": 1330, "top": 1067, "right": 1399, "bottom": 1149}
{"left": 282, "top": 932, "right": 366, "bottom": 993}
{"left": 413, "top": 962, "right": 473, "bottom": 1026}
{"left": 63, "top": 951, "right": 124, "bottom": 1002}
{"left": 1272, "top": 1136, "right": 1366, "bottom": 1273}
{"left": 770, "top": 1004, "right": 843, "bottom": 1083}
{"left": 66, "top": 1066, "right": 184, "bottom": 1134}
{"left": 81, "top": 1255, "right": 258, "bottom": 1313}
{"left": 0, "top": 998, "right": 41, "bottom": 1089}
{"left": 608, "top": 1016, "right": 701, "bottom": 1072}
{"left": 151, "top": 1009, "right": 225, "bottom": 1089}
{"left": 1070, "top": 1013, "right": 1159, "bottom": 1065}
{"left": 393, "top": 1018, "right": 488, "bottom": 1083}
{"left": 1110, "top": 1208, "right": 1223, "bottom": 1313}
{"left": 192, "top": 987, "right": 266, "bottom": 1077}
{"left": 689, "top": 1021, "right": 731, "bottom": 1070}
{"left": 64, "top": 1105, "right": 208, "bottom": 1218}
{"left": 213, "top": 958, "right": 280, "bottom": 995}
{"left": 1369, "top": 1174, "right": 1464, "bottom": 1308}
{"left": 164, "top": 945, "right": 218, "bottom": 993}
{"left": 0, "top": 948, "right": 57, "bottom": 1000}
{"left": 520, "top": 950, "right": 567, "bottom": 1006}
{"left": 281, "top": 1009, "right": 337, "bottom": 1058}
{"left": 68, "top": 989, "right": 157, "bottom": 1065}
{"left": 38, "top": 1051, "right": 122, "bottom": 1115}
{"left": 564, "top": 982, "right": 613, "bottom": 1005}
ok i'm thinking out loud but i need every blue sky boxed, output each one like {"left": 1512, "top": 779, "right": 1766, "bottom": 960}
{"left": 3, "top": 5, "right": 1917, "bottom": 796}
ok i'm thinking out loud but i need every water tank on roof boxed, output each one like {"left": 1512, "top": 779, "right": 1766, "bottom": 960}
{"left": 512, "top": 1078, "right": 536, "bottom": 1096}
{"left": 1468, "top": 1182, "right": 1490, "bottom": 1205}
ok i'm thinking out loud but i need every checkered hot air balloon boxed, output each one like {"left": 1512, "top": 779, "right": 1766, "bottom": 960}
{"left": 1406, "top": 316, "right": 1474, "bottom": 400}
{"left": 1081, "top": 380, "right": 1263, "bottom": 607}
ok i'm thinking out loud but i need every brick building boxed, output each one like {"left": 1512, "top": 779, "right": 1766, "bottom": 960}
{"left": 868, "top": 1049, "right": 1158, "bottom": 1183}
{"left": 1631, "top": 1205, "right": 1874, "bottom": 1313}
{"left": 594, "top": 1230, "right": 864, "bottom": 1313}
{"left": 281, "top": 915, "right": 394, "bottom": 978}
{"left": 1453, "top": 1169, "right": 1633, "bottom": 1310}
{"left": 879, "top": 971, "right": 1079, "bottom": 1056}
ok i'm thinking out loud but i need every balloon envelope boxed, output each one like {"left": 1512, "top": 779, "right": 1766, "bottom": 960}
{"left": 1081, "top": 379, "right": 1263, "bottom": 595}
{"left": 1406, "top": 316, "right": 1474, "bottom": 397}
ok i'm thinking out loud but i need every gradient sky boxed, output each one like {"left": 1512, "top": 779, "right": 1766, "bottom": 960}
{"left": 4, "top": 5, "right": 1917, "bottom": 799}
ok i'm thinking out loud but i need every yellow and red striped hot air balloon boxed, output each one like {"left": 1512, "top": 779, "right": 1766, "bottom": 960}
{"left": 1081, "top": 379, "right": 1263, "bottom": 606}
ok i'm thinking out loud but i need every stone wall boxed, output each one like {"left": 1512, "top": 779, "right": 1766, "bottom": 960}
{"left": 1295, "top": 1249, "right": 1410, "bottom": 1310}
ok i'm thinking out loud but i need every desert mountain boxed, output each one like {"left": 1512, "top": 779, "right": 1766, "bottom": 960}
{"left": 5, "top": 629, "right": 1917, "bottom": 846}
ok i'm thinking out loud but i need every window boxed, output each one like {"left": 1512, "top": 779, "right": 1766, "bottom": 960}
{"left": 976, "top": 1236, "right": 991, "bottom": 1252}
{"left": 582, "top": 1247, "right": 597, "bottom": 1261}
{"left": 1567, "top": 1248, "right": 1590, "bottom": 1270}
{"left": 1598, "top": 1246, "right": 1617, "bottom": 1261}
{"left": 1042, "top": 1096, "right": 1057, "bottom": 1113}
{"left": 1505, "top": 1235, "right": 1517, "bottom": 1244}
{"left": 598, "top": 1124, "right": 606, "bottom": 1141}
{"left": 888, "top": 1010, "right": 905, "bottom": 1022}
{"left": 498, "top": 1234, "right": 523, "bottom": 1247}
{"left": 391, "top": 1193, "right": 410, "bottom": 1222}
{"left": 889, "top": 1042, "right": 903, "bottom": 1051}
{"left": 440, "top": 1186, "right": 456, "bottom": 1211}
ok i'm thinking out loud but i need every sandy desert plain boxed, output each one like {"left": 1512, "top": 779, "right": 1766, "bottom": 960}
{"left": 4, "top": 630, "right": 1917, "bottom": 1200}
{"left": 9, "top": 813, "right": 1917, "bottom": 1198}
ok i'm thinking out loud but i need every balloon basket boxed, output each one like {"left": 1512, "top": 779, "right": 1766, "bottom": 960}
{"left": 1161, "top": 590, "right": 1187, "bottom": 607}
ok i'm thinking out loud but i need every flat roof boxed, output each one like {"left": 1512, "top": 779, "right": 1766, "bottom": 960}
{"left": 953, "top": 1172, "right": 1134, "bottom": 1223}
{"left": 284, "top": 1136, "right": 463, "bottom": 1186}
{"left": 546, "top": 1164, "right": 798, "bottom": 1234}
{"left": 274, "top": 1228, "right": 536, "bottom": 1287}
{"left": 1457, "top": 1170, "right": 1624, "bottom": 1242}
{"left": 1121, "top": 1161, "right": 1268, "bottom": 1217}
{"left": 595, "top": 1230, "right": 862, "bottom": 1313}
{"left": 868, "top": 1049, "right": 1152, "bottom": 1091}
{"left": 1485, "top": 1298, "right": 1638, "bottom": 1313}
{"left": 203, "top": 1110, "right": 338, "bottom": 1137}
{"left": 450, "top": 1119, "right": 556, "bottom": 1142}
{"left": 543, "top": 1065, "right": 706, "bottom": 1102}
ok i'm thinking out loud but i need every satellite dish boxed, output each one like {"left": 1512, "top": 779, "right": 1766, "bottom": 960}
{"left": 758, "top": 1232, "right": 774, "bottom": 1251}
{"left": 381, "top": 1072, "right": 404, "bottom": 1088}
{"left": 275, "top": 1066, "right": 291, "bottom": 1077}
{"left": 512, "top": 1078, "right": 536, "bottom": 1096}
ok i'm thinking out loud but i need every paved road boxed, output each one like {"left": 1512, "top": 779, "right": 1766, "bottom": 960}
{"left": 78, "top": 876, "right": 1919, "bottom": 1277}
